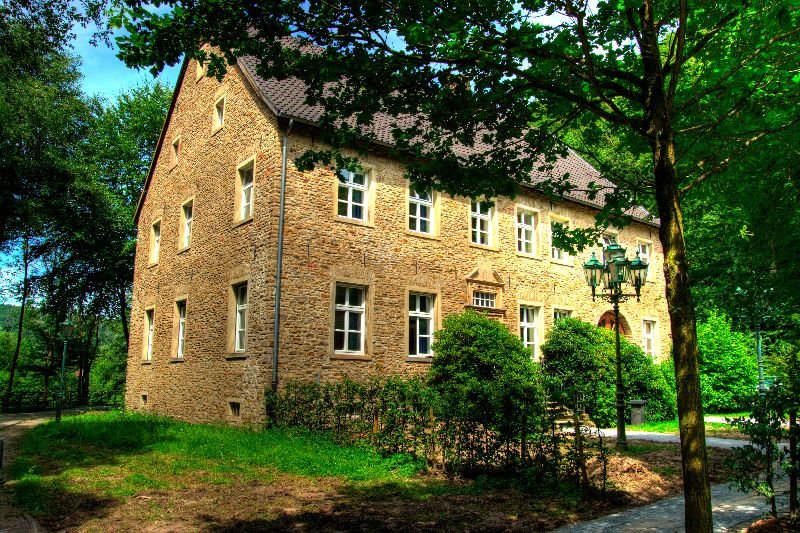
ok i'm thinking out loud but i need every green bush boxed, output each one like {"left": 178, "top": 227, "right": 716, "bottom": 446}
{"left": 540, "top": 318, "right": 676, "bottom": 427}
{"left": 697, "top": 310, "right": 757, "bottom": 413}
{"left": 429, "top": 309, "right": 546, "bottom": 442}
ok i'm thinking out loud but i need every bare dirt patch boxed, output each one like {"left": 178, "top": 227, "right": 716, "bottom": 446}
{"left": 39, "top": 438, "right": 735, "bottom": 532}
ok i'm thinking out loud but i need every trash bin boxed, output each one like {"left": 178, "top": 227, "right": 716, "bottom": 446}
{"left": 629, "top": 399, "right": 647, "bottom": 426}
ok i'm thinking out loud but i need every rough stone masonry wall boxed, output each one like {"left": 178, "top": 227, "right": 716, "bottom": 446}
{"left": 126, "top": 60, "right": 672, "bottom": 426}
{"left": 125, "top": 59, "right": 284, "bottom": 425}
{"left": 276, "top": 130, "right": 672, "bottom": 387}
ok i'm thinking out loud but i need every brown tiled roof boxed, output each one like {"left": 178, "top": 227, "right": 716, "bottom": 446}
{"left": 237, "top": 56, "right": 657, "bottom": 226}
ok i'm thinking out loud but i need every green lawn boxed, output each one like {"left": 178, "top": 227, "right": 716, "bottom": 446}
{"left": 9, "top": 411, "right": 426, "bottom": 519}
{"left": 627, "top": 418, "right": 743, "bottom": 437}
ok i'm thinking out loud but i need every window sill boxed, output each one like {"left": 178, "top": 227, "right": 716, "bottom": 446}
{"left": 406, "top": 355, "right": 433, "bottom": 363}
{"left": 211, "top": 124, "right": 224, "bottom": 136}
{"left": 233, "top": 216, "right": 253, "bottom": 229}
{"left": 550, "top": 258, "right": 572, "bottom": 267}
{"left": 516, "top": 252, "right": 542, "bottom": 261}
{"left": 225, "top": 353, "right": 248, "bottom": 360}
{"left": 405, "top": 230, "right": 440, "bottom": 241}
{"left": 141, "top": 360, "right": 152, "bottom": 365}
{"left": 148, "top": 261, "right": 159, "bottom": 269}
{"left": 176, "top": 245, "right": 191, "bottom": 255}
{"left": 169, "top": 357, "right": 185, "bottom": 363}
{"left": 331, "top": 353, "right": 371, "bottom": 361}
{"left": 469, "top": 242, "right": 499, "bottom": 252}
{"left": 335, "top": 216, "right": 374, "bottom": 229}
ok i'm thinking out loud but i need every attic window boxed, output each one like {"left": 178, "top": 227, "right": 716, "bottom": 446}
{"left": 213, "top": 96, "right": 225, "bottom": 130}
{"left": 229, "top": 401, "right": 241, "bottom": 417}
{"left": 472, "top": 291, "right": 496, "bottom": 308}
{"left": 171, "top": 136, "right": 180, "bottom": 165}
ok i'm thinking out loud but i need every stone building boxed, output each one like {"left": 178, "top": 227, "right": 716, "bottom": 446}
{"left": 126, "top": 55, "right": 671, "bottom": 425}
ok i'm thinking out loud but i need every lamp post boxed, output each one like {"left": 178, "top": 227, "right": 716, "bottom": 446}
{"left": 583, "top": 243, "right": 649, "bottom": 450}
{"left": 57, "top": 320, "right": 74, "bottom": 423}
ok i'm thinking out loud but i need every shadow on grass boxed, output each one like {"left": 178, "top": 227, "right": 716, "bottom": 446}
{"left": 11, "top": 476, "right": 118, "bottom": 530}
{"left": 9, "top": 411, "right": 176, "bottom": 479}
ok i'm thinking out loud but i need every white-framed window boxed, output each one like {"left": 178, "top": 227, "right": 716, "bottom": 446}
{"left": 234, "top": 283, "right": 248, "bottom": 353}
{"left": 642, "top": 319, "right": 657, "bottom": 358}
{"left": 554, "top": 309, "right": 572, "bottom": 321}
{"left": 408, "top": 188, "right": 433, "bottom": 234}
{"left": 213, "top": 95, "right": 225, "bottom": 130}
{"left": 144, "top": 309, "right": 155, "bottom": 360}
{"left": 180, "top": 200, "right": 193, "bottom": 248}
{"left": 176, "top": 300, "right": 187, "bottom": 358}
{"left": 516, "top": 209, "right": 537, "bottom": 255}
{"left": 337, "top": 169, "right": 368, "bottom": 221}
{"left": 409, "top": 293, "right": 434, "bottom": 356}
{"left": 601, "top": 233, "right": 617, "bottom": 248}
{"left": 473, "top": 291, "right": 496, "bottom": 308}
{"left": 471, "top": 201, "right": 492, "bottom": 245}
{"left": 334, "top": 284, "right": 366, "bottom": 353}
{"left": 519, "top": 305, "right": 540, "bottom": 359}
{"left": 171, "top": 136, "right": 181, "bottom": 165}
{"left": 551, "top": 219, "right": 569, "bottom": 261}
{"left": 239, "top": 162, "right": 254, "bottom": 220}
{"left": 637, "top": 241, "right": 652, "bottom": 278}
{"left": 150, "top": 221, "right": 161, "bottom": 263}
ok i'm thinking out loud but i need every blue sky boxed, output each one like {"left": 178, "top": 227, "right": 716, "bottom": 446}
{"left": 72, "top": 19, "right": 181, "bottom": 100}
{"left": 1, "top": 20, "right": 181, "bottom": 304}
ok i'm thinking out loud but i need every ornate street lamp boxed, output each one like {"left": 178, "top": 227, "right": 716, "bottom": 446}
{"left": 583, "top": 245, "right": 648, "bottom": 450}
{"left": 57, "top": 320, "right": 74, "bottom": 423}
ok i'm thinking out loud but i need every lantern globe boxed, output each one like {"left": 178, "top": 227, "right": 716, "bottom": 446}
{"left": 60, "top": 320, "right": 75, "bottom": 339}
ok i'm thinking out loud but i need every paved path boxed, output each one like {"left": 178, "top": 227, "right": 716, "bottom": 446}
{"left": 0, "top": 412, "right": 55, "bottom": 533}
{"left": 556, "top": 430, "right": 789, "bottom": 532}
{"left": 555, "top": 481, "right": 789, "bottom": 532}
{"left": 597, "top": 429, "right": 747, "bottom": 450}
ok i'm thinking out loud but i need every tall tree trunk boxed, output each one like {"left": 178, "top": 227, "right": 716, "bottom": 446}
{"left": 5, "top": 237, "right": 30, "bottom": 407}
{"left": 789, "top": 408, "right": 797, "bottom": 520}
{"left": 653, "top": 141, "right": 712, "bottom": 532}
{"left": 117, "top": 285, "right": 129, "bottom": 350}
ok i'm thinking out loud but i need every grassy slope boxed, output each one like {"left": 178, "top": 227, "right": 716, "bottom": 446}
{"left": 9, "top": 411, "right": 425, "bottom": 517}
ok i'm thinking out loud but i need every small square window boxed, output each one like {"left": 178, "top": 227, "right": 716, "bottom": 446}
{"left": 213, "top": 96, "right": 225, "bottom": 130}
{"left": 141, "top": 394, "right": 148, "bottom": 406}
{"left": 472, "top": 291, "right": 496, "bottom": 308}
{"left": 229, "top": 401, "right": 241, "bottom": 417}
{"left": 554, "top": 309, "right": 572, "bottom": 321}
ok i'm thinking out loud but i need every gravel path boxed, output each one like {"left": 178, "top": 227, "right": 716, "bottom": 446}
{"left": 0, "top": 412, "right": 55, "bottom": 533}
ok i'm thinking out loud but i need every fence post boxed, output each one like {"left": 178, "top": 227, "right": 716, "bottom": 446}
{"left": 0, "top": 439, "right": 4, "bottom": 484}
